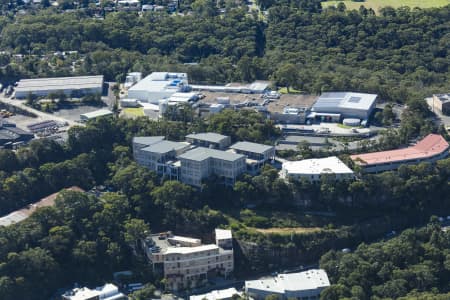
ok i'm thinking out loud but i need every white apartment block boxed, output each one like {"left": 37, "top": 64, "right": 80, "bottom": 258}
{"left": 178, "top": 147, "right": 246, "bottom": 187}
{"left": 133, "top": 133, "right": 275, "bottom": 187}
{"left": 229, "top": 141, "right": 275, "bottom": 174}
{"left": 143, "top": 230, "right": 234, "bottom": 291}
{"left": 132, "top": 137, "right": 190, "bottom": 179}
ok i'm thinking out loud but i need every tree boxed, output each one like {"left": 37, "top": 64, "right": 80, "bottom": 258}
{"left": 274, "top": 63, "right": 299, "bottom": 93}
{"left": 124, "top": 218, "right": 150, "bottom": 252}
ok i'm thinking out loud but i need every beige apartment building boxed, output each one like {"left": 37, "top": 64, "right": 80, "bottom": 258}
{"left": 143, "top": 229, "right": 234, "bottom": 291}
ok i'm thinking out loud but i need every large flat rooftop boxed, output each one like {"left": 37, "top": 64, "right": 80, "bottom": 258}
{"left": 351, "top": 134, "right": 449, "bottom": 166}
{"left": 282, "top": 156, "right": 354, "bottom": 176}
{"left": 141, "top": 141, "right": 190, "bottom": 154}
{"left": 15, "top": 75, "right": 104, "bottom": 92}
{"left": 245, "top": 269, "right": 330, "bottom": 294}
{"left": 312, "top": 92, "right": 377, "bottom": 112}
{"left": 128, "top": 72, "right": 187, "bottom": 93}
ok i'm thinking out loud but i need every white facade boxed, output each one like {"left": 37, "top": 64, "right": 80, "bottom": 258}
{"left": 310, "top": 92, "right": 377, "bottom": 121}
{"left": 281, "top": 156, "right": 354, "bottom": 182}
{"left": 62, "top": 283, "right": 126, "bottom": 300}
{"left": 190, "top": 288, "right": 240, "bottom": 300}
{"left": 127, "top": 72, "right": 188, "bottom": 104}
{"left": 178, "top": 147, "right": 246, "bottom": 187}
{"left": 245, "top": 269, "right": 330, "bottom": 300}
{"left": 15, "top": 75, "right": 103, "bottom": 99}
{"left": 144, "top": 230, "right": 234, "bottom": 291}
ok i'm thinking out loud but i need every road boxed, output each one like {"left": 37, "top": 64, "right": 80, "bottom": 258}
{"left": 0, "top": 95, "right": 82, "bottom": 129}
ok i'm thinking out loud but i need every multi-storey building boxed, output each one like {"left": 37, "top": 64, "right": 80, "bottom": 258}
{"left": 186, "top": 132, "right": 231, "bottom": 150}
{"left": 133, "top": 133, "right": 274, "bottom": 187}
{"left": 229, "top": 141, "right": 275, "bottom": 174}
{"left": 133, "top": 139, "right": 191, "bottom": 179}
{"left": 178, "top": 147, "right": 246, "bottom": 187}
{"left": 143, "top": 230, "right": 234, "bottom": 291}
{"left": 350, "top": 134, "right": 449, "bottom": 173}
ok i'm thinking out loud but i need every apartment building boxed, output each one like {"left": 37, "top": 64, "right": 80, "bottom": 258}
{"left": 133, "top": 133, "right": 274, "bottom": 187}
{"left": 132, "top": 137, "right": 190, "bottom": 179}
{"left": 178, "top": 147, "right": 246, "bottom": 187}
{"left": 186, "top": 132, "right": 231, "bottom": 150}
{"left": 229, "top": 141, "right": 275, "bottom": 174}
{"left": 143, "top": 230, "right": 234, "bottom": 291}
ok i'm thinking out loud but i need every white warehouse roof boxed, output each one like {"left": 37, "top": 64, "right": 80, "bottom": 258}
{"left": 128, "top": 72, "right": 188, "bottom": 93}
{"left": 282, "top": 156, "right": 354, "bottom": 176}
{"left": 16, "top": 75, "right": 104, "bottom": 93}
{"left": 245, "top": 269, "right": 330, "bottom": 295}
{"left": 190, "top": 288, "right": 240, "bottom": 300}
{"left": 80, "top": 109, "right": 113, "bottom": 120}
{"left": 312, "top": 92, "right": 377, "bottom": 112}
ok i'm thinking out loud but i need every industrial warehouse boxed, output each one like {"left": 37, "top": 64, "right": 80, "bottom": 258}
{"left": 14, "top": 75, "right": 104, "bottom": 99}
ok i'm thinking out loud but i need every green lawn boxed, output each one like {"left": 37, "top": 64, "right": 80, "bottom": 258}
{"left": 278, "top": 87, "right": 303, "bottom": 94}
{"left": 122, "top": 107, "right": 144, "bottom": 117}
{"left": 322, "top": 0, "right": 449, "bottom": 11}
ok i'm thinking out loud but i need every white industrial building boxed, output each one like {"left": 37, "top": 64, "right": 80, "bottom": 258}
{"left": 191, "top": 81, "right": 269, "bottom": 94}
{"left": 62, "top": 283, "right": 126, "bottom": 300}
{"left": 281, "top": 156, "right": 354, "bottom": 182}
{"left": 245, "top": 269, "right": 330, "bottom": 300}
{"left": 127, "top": 72, "right": 189, "bottom": 103}
{"left": 15, "top": 75, "right": 104, "bottom": 99}
{"left": 308, "top": 92, "right": 377, "bottom": 122}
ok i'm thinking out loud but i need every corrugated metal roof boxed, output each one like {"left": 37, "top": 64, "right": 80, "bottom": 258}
{"left": 15, "top": 75, "right": 103, "bottom": 92}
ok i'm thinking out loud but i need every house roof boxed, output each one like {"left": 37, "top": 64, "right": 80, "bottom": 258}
{"left": 230, "top": 141, "right": 274, "bottom": 154}
{"left": 350, "top": 134, "right": 449, "bottom": 166}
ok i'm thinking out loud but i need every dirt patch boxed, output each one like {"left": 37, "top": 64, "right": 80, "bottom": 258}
{"left": 267, "top": 94, "right": 318, "bottom": 113}
{"left": 254, "top": 227, "right": 323, "bottom": 235}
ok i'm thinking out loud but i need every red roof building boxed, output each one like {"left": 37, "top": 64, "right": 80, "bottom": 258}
{"left": 350, "top": 134, "right": 449, "bottom": 173}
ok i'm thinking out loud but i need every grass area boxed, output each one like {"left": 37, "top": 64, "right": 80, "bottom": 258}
{"left": 254, "top": 227, "right": 324, "bottom": 235}
{"left": 122, "top": 107, "right": 144, "bottom": 117}
{"left": 278, "top": 87, "right": 303, "bottom": 94}
{"left": 321, "top": 0, "right": 449, "bottom": 12}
